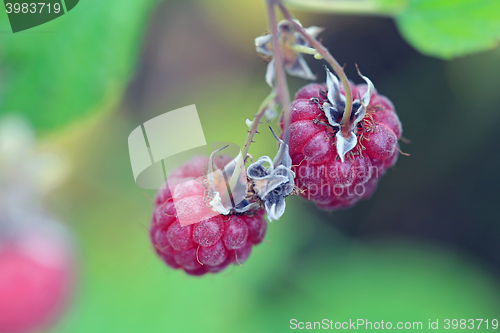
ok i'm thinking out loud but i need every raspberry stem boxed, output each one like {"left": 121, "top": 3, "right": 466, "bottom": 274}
{"left": 276, "top": 1, "right": 354, "bottom": 135}
{"left": 226, "top": 91, "right": 276, "bottom": 207}
{"left": 291, "top": 44, "right": 318, "bottom": 55}
{"left": 241, "top": 91, "right": 276, "bottom": 162}
{"left": 268, "top": 0, "right": 292, "bottom": 149}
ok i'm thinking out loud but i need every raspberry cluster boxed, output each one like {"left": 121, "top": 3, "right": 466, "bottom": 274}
{"left": 150, "top": 156, "right": 267, "bottom": 276}
{"left": 282, "top": 82, "right": 402, "bottom": 210}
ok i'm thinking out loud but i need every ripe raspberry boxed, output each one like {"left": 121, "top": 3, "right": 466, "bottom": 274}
{"left": 282, "top": 77, "right": 402, "bottom": 210}
{"left": 150, "top": 156, "right": 267, "bottom": 276}
{"left": 0, "top": 232, "right": 74, "bottom": 333}
{"left": 294, "top": 83, "right": 326, "bottom": 100}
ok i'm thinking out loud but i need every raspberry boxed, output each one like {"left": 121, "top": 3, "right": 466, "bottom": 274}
{"left": 282, "top": 76, "right": 402, "bottom": 210}
{"left": 166, "top": 222, "right": 196, "bottom": 251}
{"left": 198, "top": 240, "right": 227, "bottom": 266}
{"left": 363, "top": 123, "right": 398, "bottom": 160}
{"left": 231, "top": 241, "right": 252, "bottom": 264}
{"left": 245, "top": 213, "right": 267, "bottom": 245}
{"left": 294, "top": 83, "right": 327, "bottom": 100}
{"left": 193, "top": 216, "right": 225, "bottom": 247}
{"left": 150, "top": 156, "right": 267, "bottom": 276}
{"left": 222, "top": 217, "right": 248, "bottom": 249}
{"left": 0, "top": 233, "right": 73, "bottom": 333}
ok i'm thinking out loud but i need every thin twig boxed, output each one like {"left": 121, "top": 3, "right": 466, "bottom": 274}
{"left": 276, "top": 1, "right": 354, "bottom": 136}
{"left": 241, "top": 91, "right": 276, "bottom": 161}
{"left": 268, "top": 0, "right": 291, "bottom": 163}
{"left": 227, "top": 92, "right": 275, "bottom": 194}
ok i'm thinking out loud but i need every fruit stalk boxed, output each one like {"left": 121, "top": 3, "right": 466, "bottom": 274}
{"left": 227, "top": 91, "right": 276, "bottom": 196}
{"left": 276, "top": 0, "right": 354, "bottom": 133}
{"left": 267, "top": 0, "right": 291, "bottom": 157}
{"left": 241, "top": 91, "right": 276, "bottom": 162}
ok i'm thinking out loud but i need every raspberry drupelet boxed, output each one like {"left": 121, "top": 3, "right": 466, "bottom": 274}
{"left": 150, "top": 156, "right": 267, "bottom": 276}
{"left": 281, "top": 69, "right": 402, "bottom": 210}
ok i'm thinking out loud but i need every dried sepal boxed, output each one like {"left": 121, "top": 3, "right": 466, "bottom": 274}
{"left": 205, "top": 148, "right": 259, "bottom": 215}
{"left": 246, "top": 130, "right": 295, "bottom": 221}
{"left": 255, "top": 20, "right": 323, "bottom": 87}
{"left": 322, "top": 66, "right": 375, "bottom": 162}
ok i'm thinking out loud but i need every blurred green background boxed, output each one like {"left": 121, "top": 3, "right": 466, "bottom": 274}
{"left": 1, "top": 0, "right": 500, "bottom": 332}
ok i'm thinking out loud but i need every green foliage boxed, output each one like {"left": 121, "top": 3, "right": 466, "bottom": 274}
{"left": 0, "top": 0, "right": 159, "bottom": 133}
{"left": 284, "top": 0, "right": 500, "bottom": 59}
{"left": 396, "top": 0, "right": 500, "bottom": 59}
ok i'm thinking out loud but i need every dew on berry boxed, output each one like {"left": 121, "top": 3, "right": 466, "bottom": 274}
{"left": 364, "top": 123, "right": 398, "bottom": 160}
{"left": 198, "top": 240, "right": 228, "bottom": 266}
{"left": 222, "top": 217, "right": 248, "bottom": 249}
{"left": 166, "top": 221, "right": 196, "bottom": 251}
{"left": 193, "top": 215, "right": 225, "bottom": 247}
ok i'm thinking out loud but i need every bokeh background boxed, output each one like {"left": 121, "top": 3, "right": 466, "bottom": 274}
{"left": 1, "top": 0, "right": 500, "bottom": 332}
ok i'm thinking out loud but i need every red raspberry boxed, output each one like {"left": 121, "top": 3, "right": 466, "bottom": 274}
{"left": 282, "top": 80, "right": 402, "bottom": 210}
{"left": 0, "top": 233, "right": 74, "bottom": 333}
{"left": 294, "top": 83, "right": 327, "bottom": 100}
{"left": 150, "top": 156, "right": 267, "bottom": 276}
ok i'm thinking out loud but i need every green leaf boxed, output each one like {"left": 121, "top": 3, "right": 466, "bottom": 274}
{"left": 0, "top": 0, "right": 159, "bottom": 133}
{"left": 396, "top": 0, "right": 500, "bottom": 59}
{"left": 284, "top": 0, "right": 405, "bottom": 16}
{"left": 284, "top": 0, "right": 500, "bottom": 59}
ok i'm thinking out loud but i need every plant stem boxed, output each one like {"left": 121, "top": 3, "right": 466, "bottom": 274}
{"left": 228, "top": 92, "right": 275, "bottom": 194}
{"left": 268, "top": 0, "right": 291, "bottom": 150}
{"left": 291, "top": 44, "right": 318, "bottom": 55}
{"left": 241, "top": 91, "right": 276, "bottom": 161}
{"left": 277, "top": 1, "right": 354, "bottom": 135}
